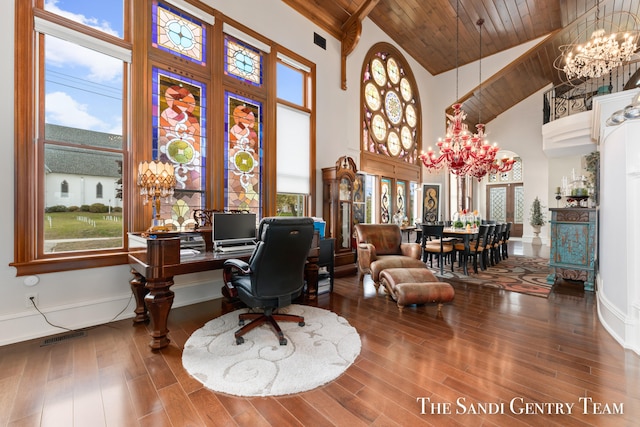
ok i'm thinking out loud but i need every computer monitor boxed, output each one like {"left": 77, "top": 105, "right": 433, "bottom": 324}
{"left": 212, "top": 212, "right": 257, "bottom": 245}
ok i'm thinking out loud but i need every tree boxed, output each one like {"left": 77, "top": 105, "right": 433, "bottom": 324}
{"left": 529, "top": 197, "right": 546, "bottom": 227}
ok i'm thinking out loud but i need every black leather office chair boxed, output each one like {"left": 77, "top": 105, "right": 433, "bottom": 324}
{"left": 222, "top": 216, "right": 314, "bottom": 345}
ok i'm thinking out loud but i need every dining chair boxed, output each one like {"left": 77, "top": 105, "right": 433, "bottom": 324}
{"left": 490, "top": 223, "right": 506, "bottom": 265}
{"left": 454, "top": 224, "right": 489, "bottom": 274}
{"left": 483, "top": 224, "right": 496, "bottom": 268}
{"left": 421, "top": 224, "right": 454, "bottom": 275}
{"left": 501, "top": 222, "right": 512, "bottom": 259}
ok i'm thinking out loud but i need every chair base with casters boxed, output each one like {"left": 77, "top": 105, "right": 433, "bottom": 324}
{"left": 235, "top": 307, "right": 305, "bottom": 345}
{"left": 222, "top": 216, "right": 315, "bottom": 346}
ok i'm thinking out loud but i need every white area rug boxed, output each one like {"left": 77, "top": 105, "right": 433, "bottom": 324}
{"left": 182, "top": 304, "right": 361, "bottom": 397}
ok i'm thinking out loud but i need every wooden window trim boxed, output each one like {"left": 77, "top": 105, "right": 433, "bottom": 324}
{"left": 12, "top": 1, "right": 316, "bottom": 276}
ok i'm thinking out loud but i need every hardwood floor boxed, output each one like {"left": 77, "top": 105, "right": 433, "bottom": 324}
{"left": 1, "top": 241, "right": 639, "bottom": 426}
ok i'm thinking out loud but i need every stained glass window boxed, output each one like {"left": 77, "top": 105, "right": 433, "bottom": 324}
{"left": 224, "top": 35, "right": 263, "bottom": 86}
{"left": 152, "top": 67, "right": 207, "bottom": 228}
{"left": 490, "top": 187, "right": 507, "bottom": 222}
{"left": 488, "top": 157, "right": 522, "bottom": 183}
{"left": 515, "top": 186, "right": 525, "bottom": 224}
{"left": 396, "top": 181, "right": 406, "bottom": 220}
{"left": 152, "top": 1, "right": 206, "bottom": 66}
{"left": 362, "top": 47, "right": 420, "bottom": 163}
{"left": 381, "top": 177, "right": 391, "bottom": 223}
{"left": 224, "top": 91, "right": 262, "bottom": 214}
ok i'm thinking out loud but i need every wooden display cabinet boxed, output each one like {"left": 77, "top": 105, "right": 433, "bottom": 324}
{"left": 322, "top": 156, "right": 358, "bottom": 277}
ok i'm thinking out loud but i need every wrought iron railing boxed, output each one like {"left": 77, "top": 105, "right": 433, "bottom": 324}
{"left": 543, "top": 62, "right": 640, "bottom": 124}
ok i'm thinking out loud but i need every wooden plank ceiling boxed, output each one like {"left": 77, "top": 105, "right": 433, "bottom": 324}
{"left": 282, "top": 0, "right": 640, "bottom": 126}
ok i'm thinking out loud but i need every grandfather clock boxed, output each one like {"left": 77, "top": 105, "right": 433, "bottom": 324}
{"left": 322, "top": 156, "right": 358, "bottom": 277}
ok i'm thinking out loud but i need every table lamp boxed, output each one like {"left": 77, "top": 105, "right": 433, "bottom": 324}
{"left": 137, "top": 160, "right": 176, "bottom": 232}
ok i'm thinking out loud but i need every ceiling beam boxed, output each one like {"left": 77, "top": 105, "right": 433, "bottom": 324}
{"left": 341, "top": 0, "right": 380, "bottom": 90}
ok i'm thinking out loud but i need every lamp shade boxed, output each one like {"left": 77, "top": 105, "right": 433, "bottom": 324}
{"left": 137, "top": 160, "right": 176, "bottom": 199}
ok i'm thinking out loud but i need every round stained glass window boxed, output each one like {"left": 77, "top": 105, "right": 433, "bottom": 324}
{"left": 401, "top": 126, "right": 413, "bottom": 150}
{"left": 387, "top": 131, "right": 401, "bottom": 156}
{"left": 385, "top": 91, "right": 402, "bottom": 125}
{"left": 371, "top": 114, "right": 387, "bottom": 142}
{"left": 387, "top": 58, "right": 400, "bottom": 84}
{"left": 405, "top": 104, "right": 417, "bottom": 128}
{"left": 364, "top": 82, "right": 381, "bottom": 111}
{"left": 371, "top": 58, "right": 387, "bottom": 86}
{"left": 400, "top": 78, "right": 412, "bottom": 101}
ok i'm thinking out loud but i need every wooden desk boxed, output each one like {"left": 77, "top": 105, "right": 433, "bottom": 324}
{"left": 128, "top": 232, "right": 319, "bottom": 350}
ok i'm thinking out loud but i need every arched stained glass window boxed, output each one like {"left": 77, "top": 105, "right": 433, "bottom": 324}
{"left": 361, "top": 44, "right": 420, "bottom": 163}
{"left": 152, "top": 1, "right": 207, "bottom": 66}
{"left": 224, "top": 91, "right": 262, "bottom": 213}
{"left": 61, "top": 180, "right": 69, "bottom": 198}
{"left": 96, "top": 182, "right": 103, "bottom": 198}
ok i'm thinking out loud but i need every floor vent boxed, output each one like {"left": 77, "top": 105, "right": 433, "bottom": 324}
{"left": 40, "top": 331, "right": 87, "bottom": 346}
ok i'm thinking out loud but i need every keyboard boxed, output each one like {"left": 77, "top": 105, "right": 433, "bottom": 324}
{"left": 217, "top": 244, "right": 256, "bottom": 253}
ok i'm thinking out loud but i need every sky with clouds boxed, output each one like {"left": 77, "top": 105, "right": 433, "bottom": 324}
{"left": 44, "top": 0, "right": 124, "bottom": 135}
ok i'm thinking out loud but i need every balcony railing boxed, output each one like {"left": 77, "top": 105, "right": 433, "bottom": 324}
{"left": 543, "top": 62, "right": 640, "bottom": 124}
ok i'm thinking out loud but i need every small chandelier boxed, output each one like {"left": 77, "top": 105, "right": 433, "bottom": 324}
{"left": 557, "top": 2, "right": 638, "bottom": 80}
{"left": 137, "top": 160, "right": 176, "bottom": 231}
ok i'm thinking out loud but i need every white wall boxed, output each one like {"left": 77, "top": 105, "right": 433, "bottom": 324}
{"left": 45, "top": 173, "right": 122, "bottom": 209}
{"left": 1, "top": 0, "right": 557, "bottom": 345}
{"left": 595, "top": 92, "right": 640, "bottom": 354}
{"left": 0, "top": 0, "right": 439, "bottom": 345}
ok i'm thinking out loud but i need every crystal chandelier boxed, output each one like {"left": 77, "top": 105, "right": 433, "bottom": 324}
{"left": 419, "top": 0, "right": 477, "bottom": 176}
{"left": 468, "top": 19, "right": 514, "bottom": 180}
{"left": 421, "top": 16, "right": 514, "bottom": 179}
{"left": 558, "top": 2, "right": 638, "bottom": 80}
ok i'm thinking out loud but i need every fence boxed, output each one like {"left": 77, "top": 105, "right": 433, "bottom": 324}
{"left": 543, "top": 62, "right": 640, "bottom": 124}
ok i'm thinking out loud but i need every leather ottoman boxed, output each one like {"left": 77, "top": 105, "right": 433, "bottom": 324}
{"left": 379, "top": 268, "right": 455, "bottom": 312}
{"left": 370, "top": 257, "right": 427, "bottom": 289}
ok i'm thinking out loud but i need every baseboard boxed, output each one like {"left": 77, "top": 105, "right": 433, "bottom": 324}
{"left": 0, "top": 277, "right": 224, "bottom": 347}
{"left": 596, "top": 278, "right": 640, "bottom": 355}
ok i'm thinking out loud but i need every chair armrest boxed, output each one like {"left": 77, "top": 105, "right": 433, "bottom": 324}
{"left": 222, "top": 259, "right": 251, "bottom": 298}
{"left": 356, "top": 242, "right": 377, "bottom": 270}
{"left": 400, "top": 242, "right": 422, "bottom": 259}
{"left": 223, "top": 258, "right": 250, "bottom": 272}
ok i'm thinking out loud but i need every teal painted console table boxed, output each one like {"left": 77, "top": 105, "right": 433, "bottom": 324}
{"left": 547, "top": 208, "right": 597, "bottom": 291}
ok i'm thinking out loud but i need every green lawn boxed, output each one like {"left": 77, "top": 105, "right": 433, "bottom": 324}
{"left": 44, "top": 212, "right": 123, "bottom": 251}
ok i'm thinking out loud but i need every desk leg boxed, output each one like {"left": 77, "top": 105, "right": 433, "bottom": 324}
{"left": 305, "top": 256, "right": 319, "bottom": 300}
{"left": 144, "top": 277, "right": 175, "bottom": 350}
{"left": 130, "top": 269, "right": 149, "bottom": 323}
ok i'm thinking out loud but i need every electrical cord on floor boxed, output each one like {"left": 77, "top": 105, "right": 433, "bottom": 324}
{"left": 28, "top": 291, "right": 135, "bottom": 332}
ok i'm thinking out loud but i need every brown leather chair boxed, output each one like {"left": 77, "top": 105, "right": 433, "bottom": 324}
{"left": 354, "top": 223, "right": 423, "bottom": 286}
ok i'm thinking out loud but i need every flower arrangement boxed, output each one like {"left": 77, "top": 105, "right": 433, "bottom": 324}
{"left": 529, "top": 197, "right": 546, "bottom": 227}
